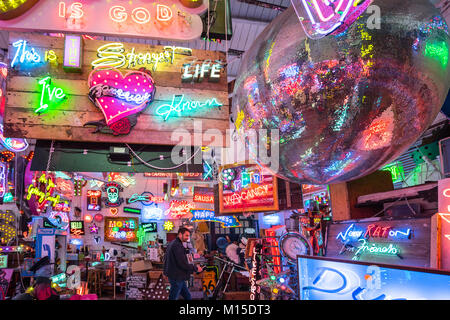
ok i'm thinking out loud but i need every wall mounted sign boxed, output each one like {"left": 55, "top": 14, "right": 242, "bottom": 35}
{"left": 163, "top": 220, "right": 174, "bottom": 231}
{"left": 102, "top": 182, "right": 123, "bottom": 207}
{"left": 0, "top": 163, "right": 7, "bottom": 198}
{"left": 48, "top": 211, "right": 70, "bottom": 230}
{"left": 181, "top": 60, "right": 222, "bottom": 83}
{"left": 86, "top": 190, "right": 101, "bottom": 211}
{"left": 0, "top": 211, "right": 16, "bottom": 245}
{"left": 190, "top": 209, "right": 241, "bottom": 228}
{"left": 219, "top": 163, "right": 278, "bottom": 214}
{"left": 297, "top": 255, "right": 450, "bottom": 300}
{"left": 290, "top": 0, "right": 373, "bottom": 39}
{"left": 141, "top": 206, "right": 164, "bottom": 222}
{"left": 327, "top": 218, "right": 436, "bottom": 268}
{"left": 70, "top": 221, "right": 85, "bottom": 236}
{"left": 165, "top": 200, "right": 194, "bottom": 219}
{"left": 0, "top": 124, "right": 28, "bottom": 152}
{"left": 193, "top": 186, "right": 214, "bottom": 204}
{"left": 123, "top": 207, "right": 141, "bottom": 214}
{"left": 107, "top": 172, "right": 136, "bottom": 188}
{"left": 126, "top": 192, "right": 164, "bottom": 206}
{"left": 0, "top": 255, "right": 7, "bottom": 268}
{"left": 104, "top": 217, "right": 139, "bottom": 242}
{"left": 142, "top": 222, "right": 157, "bottom": 233}
{"left": 63, "top": 34, "right": 83, "bottom": 72}
{"left": 0, "top": 0, "right": 208, "bottom": 41}
{"left": 26, "top": 172, "right": 67, "bottom": 212}
{"left": 5, "top": 33, "right": 228, "bottom": 147}
{"left": 0, "top": 0, "right": 40, "bottom": 20}
{"left": 87, "top": 68, "right": 156, "bottom": 136}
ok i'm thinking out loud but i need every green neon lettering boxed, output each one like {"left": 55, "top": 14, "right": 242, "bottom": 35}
{"left": 36, "top": 77, "right": 66, "bottom": 114}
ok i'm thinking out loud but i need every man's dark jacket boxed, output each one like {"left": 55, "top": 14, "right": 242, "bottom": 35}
{"left": 163, "top": 237, "right": 195, "bottom": 281}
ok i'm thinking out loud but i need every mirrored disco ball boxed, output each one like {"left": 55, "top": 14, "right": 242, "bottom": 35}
{"left": 232, "top": 0, "right": 450, "bottom": 185}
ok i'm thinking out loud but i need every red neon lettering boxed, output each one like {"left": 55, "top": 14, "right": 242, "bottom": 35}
{"left": 364, "top": 224, "right": 376, "bottom": 238}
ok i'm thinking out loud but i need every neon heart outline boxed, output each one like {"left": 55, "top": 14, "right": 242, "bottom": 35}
{"left": 88, "top": 67, "right": 156, "bottom": 126}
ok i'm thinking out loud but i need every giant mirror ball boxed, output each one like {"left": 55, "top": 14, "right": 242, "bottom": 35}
{"left": 232, "top": 0, "right": 450, "bottom": 185}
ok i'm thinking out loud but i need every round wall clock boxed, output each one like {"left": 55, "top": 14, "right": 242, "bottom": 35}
{"left": 279, "top": 232, "right": 312, "bottom": 263}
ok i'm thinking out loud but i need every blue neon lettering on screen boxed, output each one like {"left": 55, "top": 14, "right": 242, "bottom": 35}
{"left": 155, "top": 94, "right": 223, "bottom": 120}
{"left": 297, "top": 256, "right": 450, "bottom": 300}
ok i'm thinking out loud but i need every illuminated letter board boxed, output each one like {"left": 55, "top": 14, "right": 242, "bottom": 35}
{"left": 104, "top": 217, "right": 139, "bottom": 242}
{"left": 86, "top": 190, "right": 102, "bottom": 211}
{"left": 218, "top": 163, "right": 279, "bottom": 214}
{"left": 70, "top": 221, "right": 85, "bottom": 236}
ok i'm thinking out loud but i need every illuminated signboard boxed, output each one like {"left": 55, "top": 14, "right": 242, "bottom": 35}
{"left": 86, "top": 190, "right": 102, "bottom": 211}
{"left": 219, "top": 163, "right": 278, "bottom": 214}
{"left": 297, "top": 255, "right": 450, "bottom": 300}
{"left": 165, "top": 200, "right": 194, "bottom": 219}
{"left": 4, "top": 33, "right": 229, "bottom": 147}
{"left": 126, "top": 192, "right": 164, "bottom": 206}
{"left": 327, "top": 218, "right": 436, "bottom": 268}
{"left": 142, "top": 222, "right": 157, "bottom": 233}
{"left": 0, "top": 255, "right": 7, "bottom": 268}
{"left": 190, "top": 209, "right": 241, "bottom": 228}
{"left": 104, "top": 217, "right": 139, "bottom": 242}
{"left": 70, "top": 221, "right": 85, "bottom": 236}
{"left": 290, "top": 0, "right": 373, "bottom": 39}
{"left": 26, "top": 172, "right": 67, "bottom": 211}
{"left": 63, "top": 34, "right": 83, "bottom": 72}
{"left": 193, "top": 187, "right": 214, "bottom": 204}
{"left": 0, "top": 124, "right": 28, "bottom": 152}
{"left": 102, "top": 182, "right": 124, "bottom": 207}
{"left": 0, "top": 0, "right": 208, "bottom": 41}
{"left": 437, "top": 178, "right": 450, "bottom": 270}
{"left": 0, "top": 163, "right": 7, "bottom": 198}
{"left": 141, "top": 207, "right": 164, "bottom": 222}
{"left": 0, "top": 211, "right": 16, "bottom": 245}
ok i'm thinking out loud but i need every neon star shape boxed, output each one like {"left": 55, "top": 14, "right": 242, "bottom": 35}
{"left": 89, "top": 223, "right": 99, "bottom": 234}
{"left": 255, "top": 265, "right": 295, "bottom": 299}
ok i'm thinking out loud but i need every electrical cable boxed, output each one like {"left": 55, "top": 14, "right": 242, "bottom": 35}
{"left": 126, "top": 143, "right": 202, "bottom": 170}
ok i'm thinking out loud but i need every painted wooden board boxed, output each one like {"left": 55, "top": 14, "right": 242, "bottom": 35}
{"left": 4, "top": 33, "right": 229, "bottom": 146}
{"left": 326, "top": 217, "right": 435, "bottom": 268}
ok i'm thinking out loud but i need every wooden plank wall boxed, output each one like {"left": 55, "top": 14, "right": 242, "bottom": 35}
{"left": 4, "top": 33, "right": 229, "bottom": 146}
{"left": 326, "top": 217, "right": 434, "bottom": 268}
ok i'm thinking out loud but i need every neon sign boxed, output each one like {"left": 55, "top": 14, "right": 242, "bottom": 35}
{"left": 155, "top": 94, "right": 223, "bottom": 121}
{"left": 163, "top": 220, "right": 174, "bottom": 231}
{"left": 290, "top": 0, "right": 373, "bottom": 39}
{"left": 11, "top": 39, "right": 57, "bottom": 68}
{"left": 48, "top": 211, "right": 69, "bottom": 230}
{"left": 102, "top": 182, "right": 123, "bottom": 207}
{"left": 142, "top": 207, "right": 164, "bottom": 222}
{"left": 0, "top": 163, "right": 7, "bottom": 198}
{"left": 63, "top": 34, "right": 83, "bottom": 71}
{"left": 36, "top": 76, "right": 67, "bottom": 114}
{"left": 165, "top": 200, "right": 194, "bottom": 219}
{"left": 26, "top": 173, "right": 66, "bottom": 210}
{"left": 182, "top": 60, "right": 222, "bottom": 83}
{"left": 223, "top": 184, "right": 270, "bottom": 206}
{"left": 0, "top": 124, "right": 29, "bottom": 152}
{"left": 193, "top": 187, "right": 214, "bottom": 204}
{"left": 1, "top": 1, "right": 207, "bottom": 41}
{"left": 336, "top": 223, "right": 411, "bottom": 242}
{"left": 105, "top": 217, "right": 138, "bottom": 242}
{"left": 108, "top": 172, "right": 136, "bottom": 188}
{"left": 123, "top": 207, "right": 141, "bottom": 214}
{"left": 0, "top": 211, "right": 16, "bottom": 244}
{"left": 353, "top": 239, "right": 399, "bottom": 260}
{"left": 190, "top": 210, "right": 241, "bottom": 228}
{"left": 87, "top": 68, "right": 156, "bottom": 136}
{"left": 86, "top": 190, "right": 102, "bottom": 211}
{"left": 91, "top": 42, "right": 193, "bottom": 71}
{"left": 70, "top": 221, "right": 85, "bottom": 236}
{"left": 126, "top": 192, "right": 164, "bottom": 206}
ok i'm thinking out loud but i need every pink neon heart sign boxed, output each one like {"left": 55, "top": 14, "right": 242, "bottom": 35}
{"left": 87, "top": 68, "right": 156, "bottom": 135}
{"left": 291, "top": 0, "right": 373, "bottom": 39}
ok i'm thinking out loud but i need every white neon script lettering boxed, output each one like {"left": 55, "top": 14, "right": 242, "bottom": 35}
{"left": 156, "top": 95, "right": 222, "bottom": 121}
{"left": 11, "top": 40, "right": 41, "bottom": 68}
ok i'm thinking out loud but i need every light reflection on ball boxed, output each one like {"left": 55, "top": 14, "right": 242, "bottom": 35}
{"left": 232, "top": 0, "right": 450, "bottom": 185}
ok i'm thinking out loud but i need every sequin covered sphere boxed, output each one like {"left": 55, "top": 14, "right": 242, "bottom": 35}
{"left": 232, "top": 0, "right": 450, "bottom": 185}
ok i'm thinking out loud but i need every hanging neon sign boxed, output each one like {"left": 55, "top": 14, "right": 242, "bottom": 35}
{"left": 36, "top": 76, "right": 67, "bottom": 114}
{"left": 0, "top": 125, "right": 29, "bottom": 152}
{"left": 87, "top": 68, "right": 156, "bottom": 136}
{"left": 190, "top": 210, "right": 241, "bottom": 228}
{"left": 102, "top": 182, "right": 124, "bottom": 207}
{"left": 155, "top": 94, "right": 222, "bottom": 121}
{"left": 91, "top": 42, "right": 193, "bottom": 71}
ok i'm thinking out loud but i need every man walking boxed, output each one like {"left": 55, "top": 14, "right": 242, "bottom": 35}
{"left": 164, "top": 227, "right": 203, "bottom": 300}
